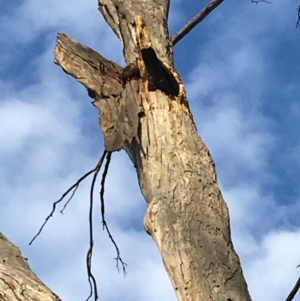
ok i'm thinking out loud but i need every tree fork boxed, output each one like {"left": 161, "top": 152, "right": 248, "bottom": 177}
{"left": 54, "top": 0, "right": 252, "bottom": 300}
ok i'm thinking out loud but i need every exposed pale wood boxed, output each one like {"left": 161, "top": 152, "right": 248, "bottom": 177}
{"left": 55, "top": 33, "right": 140, "bottom": 151}
{"left": 54, "top": 1, "right": 253, "bottom": 300}
{"left": 54, "top": 33, "right": 123, "bottom": 95}
{"left": 0, "top": 232, "right": 62, "bottom": 301}
{"left": 98, "top": 0, "right": 173, "bottom": 64}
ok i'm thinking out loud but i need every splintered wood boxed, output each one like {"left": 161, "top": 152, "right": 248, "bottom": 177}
{"left": 134, "top": 16, "right": 192, "bottom": 119}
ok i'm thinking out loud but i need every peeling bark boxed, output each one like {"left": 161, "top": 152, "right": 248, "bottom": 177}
{"left": 53, "top": 0, "right": 252, "bottom": 300}
{"left": 0, "top": 232, "right": 62, "bottom": 301}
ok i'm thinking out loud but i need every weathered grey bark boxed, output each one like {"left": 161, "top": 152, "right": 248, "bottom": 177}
{"left": 0, "top": 232, "right": 62, "bottom": 301}
{"left": 54, "top": 1, "right": 252, "bottom": 301}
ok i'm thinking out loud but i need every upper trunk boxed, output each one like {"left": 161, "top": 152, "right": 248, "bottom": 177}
{"left": 98, "top": 1, "right": 252, "bottom": 300}
{"left": 54, "top": 0, "right": 252, "bottom": 300}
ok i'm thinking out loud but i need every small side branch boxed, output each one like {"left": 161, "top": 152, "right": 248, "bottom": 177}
{"left": 171, "top": 0, "right": 226, "bottom": 46}
{"left": 251, "top": 0, "right": 272, "bottom": 3}
{"left": 100, "top": 152, "right": 127, "bottom": 275}
{"left": 30, "top": 148, "right": 125, "bottom": 301}
{"left": 54, "top": 33, "right": 123, "bottom": 97}
{"left": 285, "top": 276, "right": 300, "bottom": 301}
{"left": 296, "top": 5, "right": 300, "bottom": 30}
{"left": 29, "top": 155, "right": 106, "bottom": 245}
{"left": 86, "top": 152, "right": 107, "bottom": 301}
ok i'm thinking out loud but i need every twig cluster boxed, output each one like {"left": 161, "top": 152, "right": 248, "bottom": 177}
{"left": 29, "top": 164, "right": 99, "bottom": 245}
{"left": 30, "top": 150, "right": 126, "bottom": 301}
{"left": 86, "top": 151, "right": 107, "bottom": 301}
{"left": 100, "top": 152, "right": 127, "bottom": 275}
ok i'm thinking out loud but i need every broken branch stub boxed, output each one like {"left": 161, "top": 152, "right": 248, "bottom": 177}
{"left": 54, "top": 33, "right": 141, "bottom": 152}
{"left": 54, "top": 21, "right": 187, "bottom": 153}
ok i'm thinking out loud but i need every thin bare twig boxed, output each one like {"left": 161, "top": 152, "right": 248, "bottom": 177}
{"left": 86, "top": 245, "right": 98, "bottom": 301}
{"left": 86, "top": 151, "right": 107, "bottom": 301}
{"left": 100, "top": 152, "right": 127, "bottom": 275}
{"left": 296, "top": 5, "right": 300, "bottom": 30}
{"left": 86, "top": 151, "right": 126, "bottom": 300}
{"left": 285, "top": 276, "right": 300, "bottom": 301}
{"left": 171, "top": 0, "right": 226, "bottom": 46}
{"left": 60, "top": 186, "right": 79, "bottom": 214}
{"left": 251, "top": 0, "right": 272, "bottom": 3}
{"left": 30, "top": 149, "right": 125, "bottom": 301}
{"left": 29, "top": 155, "right": 106, "bottom": 245}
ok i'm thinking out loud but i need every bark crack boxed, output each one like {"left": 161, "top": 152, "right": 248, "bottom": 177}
{"left": 0, "top": 275, "right": 23, "bottom": 301}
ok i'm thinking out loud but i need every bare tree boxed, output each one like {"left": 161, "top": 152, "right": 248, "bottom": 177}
{"left": 52, "top": 0, "right": 251, "bottom": 300}
{"left": 1, "top": 1, "right": 300, "bottom": 301}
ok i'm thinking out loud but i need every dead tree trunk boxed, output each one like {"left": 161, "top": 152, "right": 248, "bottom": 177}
{"left": 0, "top": 232, "right": 62, "bottom": 301}
{"left": 53, "top": 1, "right": 252, "bottom": 301}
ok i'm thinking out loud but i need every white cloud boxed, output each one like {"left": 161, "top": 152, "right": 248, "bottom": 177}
{"left": 246, "top": 230, "right": 300, "bottom": 301}
{"left": 0, "top": 0, "right": 99, "bottom": 43}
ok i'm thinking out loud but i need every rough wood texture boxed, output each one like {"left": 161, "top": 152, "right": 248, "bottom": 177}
{"left": 0, "top": 232, "right": 62, "bottom": 301}
{"left": 55, "top": 33, "right": 140, "bottom": 151}
{"left": 98, "top": 0, "right": 172, "bottom": 64}
{"left": 55, "top": 1, "right": 252, "bottom": 300}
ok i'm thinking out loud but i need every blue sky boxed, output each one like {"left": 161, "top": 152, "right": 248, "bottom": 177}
{"left": 1, "top": 0, "right": 300, "bottom": 300}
